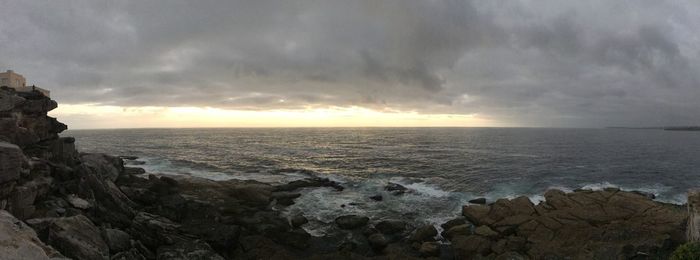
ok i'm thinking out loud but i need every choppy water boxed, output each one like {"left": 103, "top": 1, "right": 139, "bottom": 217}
{"left": 65, "top": 128, "right": 700, "bottom": 232}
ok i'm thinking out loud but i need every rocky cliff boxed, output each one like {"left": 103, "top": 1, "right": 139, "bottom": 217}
{"left": 0, "top": 88, "right": 690, "bottom": 260}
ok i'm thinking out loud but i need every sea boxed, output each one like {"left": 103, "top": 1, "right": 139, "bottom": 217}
{"left": 65, "top": 127, "right": 700, "bottom": 234}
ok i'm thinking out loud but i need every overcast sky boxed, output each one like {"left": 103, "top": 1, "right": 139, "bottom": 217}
{"left": 1, "top": 1, "right": 699, "bottom": 127}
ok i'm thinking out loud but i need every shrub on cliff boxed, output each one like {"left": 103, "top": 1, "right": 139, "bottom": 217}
{"left": 671, "top": 242, "right": 700, "bottom": 260}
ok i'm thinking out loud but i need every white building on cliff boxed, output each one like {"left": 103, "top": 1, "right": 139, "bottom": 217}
{"left": 0, "top": 70, "right": 50, "bottom": 97}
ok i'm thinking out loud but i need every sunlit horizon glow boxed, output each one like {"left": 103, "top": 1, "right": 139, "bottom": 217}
{"left": 50, "top": 104, "right": 505, "bottom": 130}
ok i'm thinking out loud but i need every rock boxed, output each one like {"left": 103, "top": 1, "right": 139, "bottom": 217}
{"left": 409, "top": 225, "right": 437, "bottom": 242}
{"left": 375, "top": 219, "right": 407, "bottom": 234}
{"left": 0, "top": 141, "right": 23, "bottom": 184}
{"left": 275, "top": 228, "right": 312, "bottom": 249}
{"left": 101, "top": 228, "right": 131, "bottom": 253}
{"left": 385, "top": 182, "right": 408, "bottom": 195}
{"left": 367, "top": 233, "right": 388, "bottom": 251}
{"left": 474, "top": 225, "right": 499, "bottom": 238}
{"left": 335, "top": 215, "right": 369, "bottom": 229}
{"left": 156, "top": 240, "right": 224, "bottom": 260}
{"left": 178, "top": 221, "right": 241, "bottom": 250}
{"left": 80, "top": 153, "right": 124, "bottom": 182}
{"left": 230, "top": 184, "right": 273, "bottom": 207}
{"left": 369, "top": 194, "right": 383, "bottom": 201}
{"left": 271, "top": 191, "right": 301, "bottom": 206}
{"left": 48, "top": 137, "right": 79, "bottom": 166}
{"left": 419, "top": 241, "right": 441, "bottom": 257}
{"left": 0, "top": 210, "right": 61, "bottom": 260}
{"left": 440, "top": 218, "right": 467, "bottom": 232}
{"left": 111, "top": 249, "right": 146, "bottom": 260}
{"left": 130, "top": 211, "right": 187, "bottom": 249}
{"left": 290, "top": 214, "right": 308, "bottom": 228}
{"left": 8, "top": 178, "right": 52, "bottom": 219}
{"left": 444, "top": 224, "right": 472, "bottom": 241}
{"left": 274, "top": 177, "right": 344, "bottom": 192}
{"left": 0, "top": 89, "right": 25, "bottom": 112}
{"left": 452, "top": 235, "right": 492, "bottom": 259}
{"left": 66, "top": 194, "right": 91, "bottom": 209}
{"left": 495, "top": 251, "right": 529, "bottom": 260}
{"left": 124, "top": 167, "right": 146, "bottom": 175}
{"left": 82, "top": 173, "right": 136, "bottom": 227}
{"left": 47, "top": 215, "right": 109, "bottom": 260}
{"left": 119, "top": 155, "right": 139, "bottom": 160}
{"left": 469, "top": 197, "right": 487, "bottom": 204}
{"left": 462, "top": 204, "right": 491, "bottom": 225}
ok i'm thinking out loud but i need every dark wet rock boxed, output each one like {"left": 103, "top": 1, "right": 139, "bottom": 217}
{"left": 384, "top": 182, "right": 408, "bottom": 195}
{"left": 419, "top": 241, "right": 441, "bottom": 257}
{"left": 335, "top": 215, "right": 369, "bottom": 229}
{"left": 290, "top": 214, "right": 308, "bottom": 228}
{"left": 271, "top": 191, "right": 301, "bottom": 206}
{"left": 124, "top": 167, "right": 146, "bottom": 175}
{"left": 469, "top": 197, "right": 487, "bottom": 204}
{"left": 375, "top": 219, "right": 407, "bottom": 235}
{"left": 369, "top": 194, "right": 383, "bottom": 201}
{"left": 409, "top": 225, "right": 437, "bottom": 242}
{"left": 367, "top": 233, "right": 388, "bottom": 251}
{"left": 156, "top": 240, "right": 224, "bottom": 260}
{"left": 274, "top": 177, "right": 344, "bottom": 192}
{"left": 101, "top": 228, "right": 131, "bottom": 253}
{"left": 119, "top": 155, "right": 139, "bottom": 160}
{"left": 47, "top": 215, "right": 110, "bottom": 260}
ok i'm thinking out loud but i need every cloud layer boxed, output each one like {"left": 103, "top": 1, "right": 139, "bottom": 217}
{"left": 1, "top": 0, "right": 699, "bottom": 127}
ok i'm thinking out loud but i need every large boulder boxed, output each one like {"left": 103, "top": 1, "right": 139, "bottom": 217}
{"left": 0, "top": 210, "right": 62, "bottom": 260}
{"left": 47, "top": 215, "right": 109, "bottom": 260}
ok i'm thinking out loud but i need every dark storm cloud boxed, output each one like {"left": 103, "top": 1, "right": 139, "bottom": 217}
{"left": 0, "top": 0, "right": 698, "bottom": 126}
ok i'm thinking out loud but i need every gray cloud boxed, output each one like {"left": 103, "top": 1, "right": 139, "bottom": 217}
{"left": 0, "top": 0, "right": 699, "bottom": 127}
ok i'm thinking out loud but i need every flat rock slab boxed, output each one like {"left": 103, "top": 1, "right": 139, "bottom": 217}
{"left": 459, "top": 189, "right": 687, "bottom": 259}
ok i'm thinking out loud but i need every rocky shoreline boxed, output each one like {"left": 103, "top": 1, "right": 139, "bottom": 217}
{"left": 0, "top": 88, "right": 690, "bottom": 259}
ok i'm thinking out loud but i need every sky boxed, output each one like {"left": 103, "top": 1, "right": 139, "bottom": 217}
{"left": 1, "top": 1, "right": 699, "bottom": 129}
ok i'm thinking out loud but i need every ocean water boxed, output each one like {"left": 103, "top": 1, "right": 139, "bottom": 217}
{"left": 65, "top": 128, "right": 700, "bottom": 232}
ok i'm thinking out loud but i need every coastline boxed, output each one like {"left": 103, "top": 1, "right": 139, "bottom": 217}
{"left": 0, "top": 88, "right": 691, "bottom": 259}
